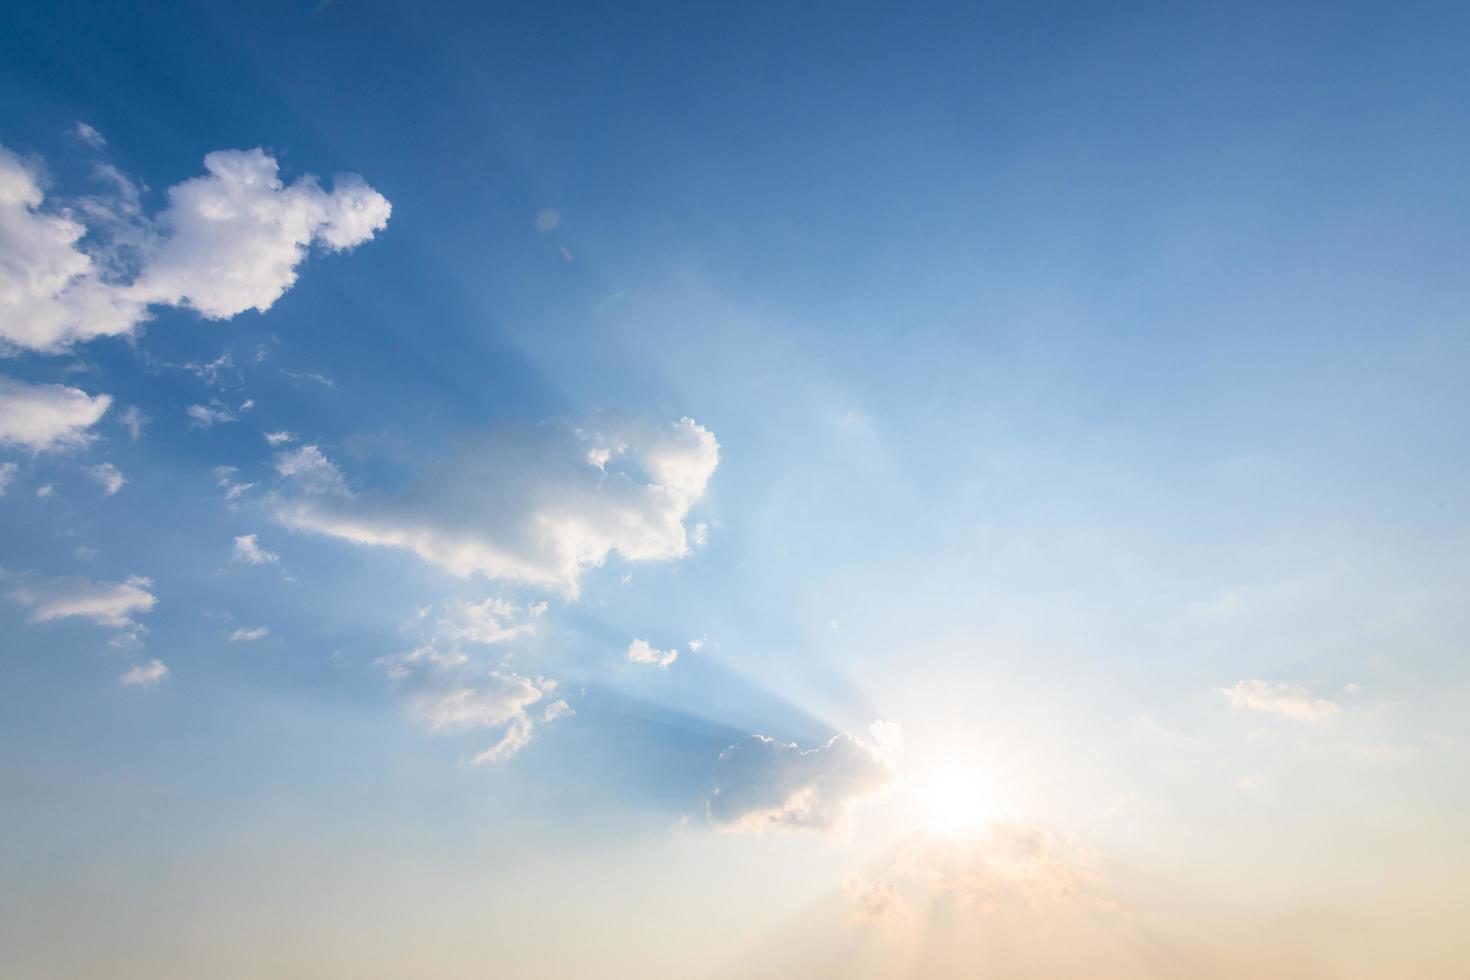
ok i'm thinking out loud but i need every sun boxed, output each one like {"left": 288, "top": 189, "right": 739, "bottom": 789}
{"left": 919, "top": 765, "right": 992, "bottom": 833}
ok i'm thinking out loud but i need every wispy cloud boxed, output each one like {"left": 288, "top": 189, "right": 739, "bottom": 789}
{"left": 1219, "top": 679, "right": 1341, "bottom": 723}
{"left": 5, "top": 571, "right": 156, "bottom": 638}
{"left": 232, "top": 533, "right": 279, "bottom": 566}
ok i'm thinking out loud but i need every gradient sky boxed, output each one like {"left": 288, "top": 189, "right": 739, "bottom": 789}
{"left": 3, "top": 2, "right": 1469, "bottom": 977}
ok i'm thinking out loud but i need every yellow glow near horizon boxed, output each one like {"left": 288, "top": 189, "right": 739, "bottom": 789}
{"left": 919, "top": 765, "right": 992, "bottom": 833}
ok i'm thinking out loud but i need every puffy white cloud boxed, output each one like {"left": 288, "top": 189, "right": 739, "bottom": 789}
{"left": 628, "top": 638, "right": 678, "bottom": 668}
{"left": 1220, "top": 679, "right": 1341, "bottom": 723}
{"left": 0, "top": 147, "right": 144, "bottom": 353}
{"left": 86, "top": 462, "right": 126, "bottom": 495}
{"left": 414, "top": 671, "right": 556, "bottom": 764}
{"left": 263, "top": 429, "right": 295, "bottom": 446}
{"left": 232, "top": 533, "right": 279, "bottom": 566}
{"left": 127, "top": 149, "right": 389, "bottom": 318}
{"left": 0, "top": 461, "right": 16, "bottom": 495}
{"left": 120, "top": 658, "right": 168, "bottom": 686}
{"left": 708, "top": 722, "right": 900, "bottom": 833}
{"left": 229, "top": 626, "right": 269, "bottom": 642}
{"left": 0, "top": 377, "right": 111, "bottom": 452}
{"left": 0, "top": 144, "right": 389, "bottom": 354}
{"left": 273, "top": 416, "right": 719, "bottom": 594}
{"left": 6, "top": 571, "right": 156, "bottom": 632}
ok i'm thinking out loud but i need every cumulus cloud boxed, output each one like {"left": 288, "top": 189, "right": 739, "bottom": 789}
{"left": 708, "top": 722, "right": 900, "bottom": 833}
{"left": 543, "top": 698, "right": 574, "bottom": 722}
{"left": 232, "top": 533, "right": 279, "bottom": 566}
{"left": 273, "top": 416, "right": 719, "bottom": 594}
{"left": 5, "top": 571, "right": 156, "bottom": 634}
{"left": 0, "top": 377, "right": 111, "bottom": 452}
{"left": 0, "top": 143, "right": 389, "bottom": 354}
{"left": 264, "top": 429, "right": 295, "bottom": 446}
{"left": 628, "top": 638, "right": 678, "bottom": 668}
{"left": 120, "top": 658, "right": 168, "bottom": 686}
{"left": 415, "top": 671, "right": 557, "bottom": 764}
{"left": 213, "top": 466, "right": 258, "bottom": 502}
{"left": 86, "top": 462, "right": 126, "bottom": 495}
{"left": 0, "top": 147, "right": 144, "bottom": 353}
{"left": 1220, "top": 679, "right": 1341, "bottom": 723}
{"left": 0, "top": 461, "right": 16, "bottom": 495}
{"left": 229, "top": 626, "right": 269, "bottom": 642}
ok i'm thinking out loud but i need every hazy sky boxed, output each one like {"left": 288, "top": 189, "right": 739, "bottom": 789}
{"left": 2, "top": 2, "right": 1469, "bottom": 977}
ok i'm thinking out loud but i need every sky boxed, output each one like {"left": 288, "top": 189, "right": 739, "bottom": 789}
{"left": 2, "top": 1, "right": 1469, "bottom": 976}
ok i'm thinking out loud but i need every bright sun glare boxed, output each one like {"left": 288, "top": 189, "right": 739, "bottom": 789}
{"left": 920, "top": 766, "right": 992, "bottom": 833}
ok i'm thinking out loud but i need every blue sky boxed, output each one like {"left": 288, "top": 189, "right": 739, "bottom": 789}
{"left": 3, "top": 2, "right": 1470, "bottom": 976}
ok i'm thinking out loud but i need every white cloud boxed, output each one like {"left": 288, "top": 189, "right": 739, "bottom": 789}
{"left": 0, "top": 147, "right": 144, "bottom": 353}
{"left": 6, "top": 571, "right": 156, "bottom": 632}
{"left": 1219, "top": 679, "right": 1341, "bottom": 723}
{"left": 375, "top": 643, "right": 468, "bottom": 679}
{"left": 229, "top": 626, "right": 269, "bottom": 642}
{"left": 86, "top": 462, "right": 126, "bottom": 495}
{"left": 438, "top": 596, "right": 546, "bottom": 645}
{"left": 273, "top": 443, "right": 347, "bottom": 494}
{"left": 273, "top": 416, "right": 719, "bottom": 595}
{"left": 628, "top": 638, "right": 678, "bottom": 668}
{"left": 128, "top": 148, "right": 390, "bottom": 318}
{"left": 542, "top": 699, "right": 574, "bottom": 722}
{"left": 35, "top": 483, "right": 53, "bottom": 498}
{"left": 187, "top": 398, "right": 252, "bottom": 427}
{"left": 0, "top": 377, "right": 111, "bottom": 452}
{"left": 120, "top": 658, "right": 168, "bottom": 686}
{"left": 0, "top": 144, "right": 389, "bottom": 354}
{"left": 213, "top": 466, "right": 258, "bottom": 502}
{"left": 708, "top": 722, "right": 900, "bottom": 834}
{"left": 232, "top": 533, "right": 279, "bottom": 566}
{"left": 117, "top": 405, "right": 145, "bottom": 440}
{"left": 75, "top": 123, "right": 107, "bottom": 148}
{"left": 414, "top": 672, "right": 555, "bottom": 764}
{"left": 282, "top": 369, "right": 333, "bottom": 387}
{"left": 0, "top": 461, "right": 16, "bottom": 495}
{"left": 264, "top": 429, "right": 295, "bottom": 446}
